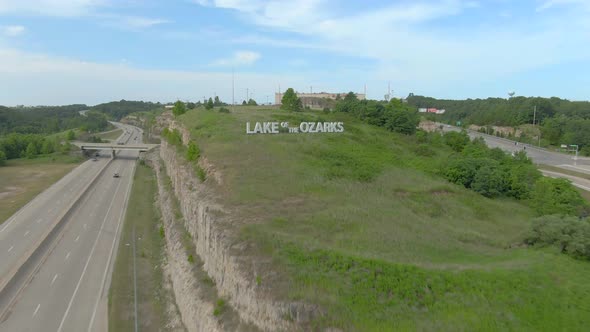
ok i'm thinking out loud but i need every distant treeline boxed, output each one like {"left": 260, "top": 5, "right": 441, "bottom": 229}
{"left": 407, "top": 95, "right": 590, "bottom": 154}
{"left": 0, "top": 104, "right": 105, "bottom": 135}
{"left": 0, "top": 133, "right": 73, "bottom": 164}
{"left": 89, "top": 100, "right": 161, "bottom": 120}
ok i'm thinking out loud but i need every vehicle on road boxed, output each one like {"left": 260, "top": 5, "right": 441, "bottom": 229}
{"left": 113, "top": 173, "right": 120, "bottom": 178}
{"left": 92, "top": 158, "right": 97, "bottom": 161}
{"left": 117, "top": 142, "right": 125, "bottom": 145}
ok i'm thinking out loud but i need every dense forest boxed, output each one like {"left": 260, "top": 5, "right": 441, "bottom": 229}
{"left": 0, "top": 104, "right": 106, "bottom": 135}
{"left": 406, "top": 95, "right": 590, "bottom": 154}
{"left": 90, "top": 100, "right": 161, "bottom": 120}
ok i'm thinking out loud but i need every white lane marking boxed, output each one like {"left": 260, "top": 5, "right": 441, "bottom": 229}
{"left": 36, "top": 218, "right": 42, "bottom": 224}
{"left": 8, "top": 246, "right": 14, "bottom": 253}
{"left": 58, "top": 173, "right": 125, "bottom": 332}
{"left": 75, "top": 235, "right": 80, "bottom": 242}
{"left": 88, "top": 162, "right": 135, "bottom": 332}
{"left": 33, "top": 304, "right": 40, "bottom": 317}
{"left": 65, "top": 252, "right": 71, "bottom": 260}
{"left": 51, "top": 274, "right": 58, "bottom": 285}
{"left": 24, "top": 230, "right": 30, "bottom": 237}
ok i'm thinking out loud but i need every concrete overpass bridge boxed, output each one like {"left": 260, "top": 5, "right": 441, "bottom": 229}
{"left": 72, "top": 142, "right": 159, "bottom": 158}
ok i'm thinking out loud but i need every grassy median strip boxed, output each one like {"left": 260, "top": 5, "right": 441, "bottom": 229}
{"left": 0, "top": 155, "right": 82, "bottom": 224}
{"left": 96, "top": 128, "right": 123, "bottom": 141}
{"left": 109, "top": 162, "right": 178, "bottom": 332}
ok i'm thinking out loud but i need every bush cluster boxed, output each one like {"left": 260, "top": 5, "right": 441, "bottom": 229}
{"left": 526, "top": 215, "right": 590, "bottom": 260}
{"left": 0, "top": 133, "right": 65, "bottom": 162}
{"left": 161, "top": 128, "right": 183, "bottom": 146}
{"left": 333, "top": 93, "right": 419, "bottom": 135}
{"left": 441, "top": 132, "right": 589, "bottom": 220}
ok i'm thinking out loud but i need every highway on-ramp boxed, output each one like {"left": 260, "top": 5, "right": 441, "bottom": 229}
{"left": 0, "top": 123, "right": 143, "bottom": 331}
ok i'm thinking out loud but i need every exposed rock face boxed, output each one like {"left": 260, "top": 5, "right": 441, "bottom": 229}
{"left": 150, "top": 113, "right": 320, "bottom": 331}
{"left": 148, "top": 152, "right": 221, "bottom": 332}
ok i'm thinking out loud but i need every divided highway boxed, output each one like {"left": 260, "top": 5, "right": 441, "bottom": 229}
{"left": 0, "top": 123, "right": 144, "bottom": 331}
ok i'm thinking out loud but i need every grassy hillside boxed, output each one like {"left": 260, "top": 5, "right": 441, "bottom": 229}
{"left": 178, "top": 106, "right": 590, "bottom": 331}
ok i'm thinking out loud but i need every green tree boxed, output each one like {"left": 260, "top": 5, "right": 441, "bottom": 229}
{"left": 205, "top": 98, "right": 214, "bottom": 110}
{"left": 471, "top": 163, "right": 508, "bottom": 198}
{"left": 40, "top": 139, "right": 55, "bottom": 155}
{"left": 247, "top": 98, "right": 258, "bottom": 106}
{"left": 172, "top": 100, "right": 187, "bottom": 117}
{"left": 383, "top": 100, "right": 419, "bottom": 135}
{"left": 186, "top": 102, "right": 196, "bottom": 110}
{"left": 214, "top": 96, "right": 222, "bottom": 106}
{"left": 0, "top": 150, "right": 6, "bottom": 166}
{"left": 66, "top": 130, "right": 76, "bottom": 141}
{"left": 443, "top": 131, "right": 470, "bottom": 152}
{"left": 25, "top": 142, "right": 38, "bottom": 158}
{"left": 281, "top": 88, "right": 302, "bottom": 112}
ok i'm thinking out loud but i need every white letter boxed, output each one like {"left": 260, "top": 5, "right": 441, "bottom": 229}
{"left": 272, "top": 122, "right": 279, "bottom": 134}
{"left": 299, "top": 122, "right": 309, "bottom": 133}
{"left": 246, "top": 122, "right": 254, "bottom": 134}
{"left": 336, "top": 122, "right": 344, "bottom": 132}
{"left": 254, "top": 122, "right": 263, "bottom": 134}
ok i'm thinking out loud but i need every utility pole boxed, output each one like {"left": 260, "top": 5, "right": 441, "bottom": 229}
{"left": 246, "top": 88, "right": 249, "bottom": 102}
{"left": 232, "top": 67, "right": 235, "bottom": 106}
{"left": 533, "top": 105, "right": 537, "bottom": 126}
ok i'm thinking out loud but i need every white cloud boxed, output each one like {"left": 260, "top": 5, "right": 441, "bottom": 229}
{"left": 0, "top": 48, "right": 297, "bottom": 105}
{"left": 0, "top": 0, "right": 107, "bottom": 16}
{"left": 200, "top": 0, "right": 590, "bottom": 93}
{"left": 211, "top": 51, "right": 261, "bottom": 67}
{"left": 536, "top": 0, "right": 590, "bottom": 11}
{"left": 2, "top": 25, "right": 25, "bottom": 36}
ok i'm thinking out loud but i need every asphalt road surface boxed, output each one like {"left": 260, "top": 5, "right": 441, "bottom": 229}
{"left": 0, "top": 123, "right": 143, "bottom": 332}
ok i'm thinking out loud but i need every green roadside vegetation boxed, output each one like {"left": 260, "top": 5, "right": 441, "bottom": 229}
{"left": 171, "top": 104, "right": 590, "bottom": 331}
{"left": 0, "top": 155, "right": 82, "bottom": 223}
{"left": 109, "top": 162, "right": 177, "bottom": 332}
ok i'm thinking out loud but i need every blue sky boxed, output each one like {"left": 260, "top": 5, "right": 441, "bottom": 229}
{"left": 0, "top": 0, "right": 589, "bottom": 105}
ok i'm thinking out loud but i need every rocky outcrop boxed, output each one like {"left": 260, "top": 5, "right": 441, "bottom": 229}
{"left": 152, "top": 113, "right": 321, "bottom": 331}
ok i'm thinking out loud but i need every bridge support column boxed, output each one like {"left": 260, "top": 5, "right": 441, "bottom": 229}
{"left": 111, "top": 150, "right": 115, "bottom": 159}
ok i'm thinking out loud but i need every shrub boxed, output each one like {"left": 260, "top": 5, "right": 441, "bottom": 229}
{"left": 218, "top": 107, "right": 230, "bottom": 113}
{"left": 414, "top": 144, "right": 435, "bottom": 157}
{"left": 186, "top": 141, "right": 200, "bottom": 161}
{"left": 530, "top": 177, "right": 589, "bottom": 217}
{"left": 443, "top": 131, "right": 470, "bottom": 152}
{"left": 196, "top": 165, "right": 206, "bottom": 182}
{"left": 213, "top": 299, "right": 226, "bottom": 316}
{"left": 526, "top": 215, "right": 590, "bottom": 260}
{"left": 471, "top": 164, "right": 508, "bottom": 198}
{"left": 188, "top": 254, "right": 194, "bottom": 263}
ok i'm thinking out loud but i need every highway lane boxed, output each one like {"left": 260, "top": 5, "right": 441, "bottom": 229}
{"left": 0, "top": 134, "right": 125, "bottom": 292}
{"left": 0, "top": 124, "right": 142, "bottom": 331}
